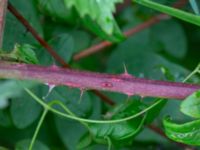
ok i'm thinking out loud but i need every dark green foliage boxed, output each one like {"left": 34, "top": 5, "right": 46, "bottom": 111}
{"left": 0, "top": 0, "right": 200, "bottom": 149}
{"left": 163, "top": 90, "right": 200, "bottom": 145}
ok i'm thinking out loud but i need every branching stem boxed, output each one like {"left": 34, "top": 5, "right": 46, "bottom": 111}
{"left": 7, "top": 2, "right": 69, "bottom": 68}
{"left": 73, "top": 0, "right": 188, "bottom": 61}
{"left": 29, "top": 109, "right": 48, "bottom": 150}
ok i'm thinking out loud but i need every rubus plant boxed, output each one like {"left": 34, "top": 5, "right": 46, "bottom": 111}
{"left": 0, "top": 0, "right": 200, "bottom": 150}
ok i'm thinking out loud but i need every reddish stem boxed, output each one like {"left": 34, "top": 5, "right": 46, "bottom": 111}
{"left": 7, "top": 2, "right": 69, "bottom": 68}
{"left": 4, "top": 1, "right": 193, "bottom": 147}
{"left": 7, "top": 2, "right": 115, "bottom": 105}
{"left": 73, "top": 0, "right": 188, "bottom": 61}
{"left": 0, "top": 0, "right": 7, "bottom": 48}
{"left": 73, "top": 15, "right": 164, "bottom": 61}
{"left": 92, "top": 90, "right": 115, "bottom": 106}
{"left": 0, "top": 61, "right": 199, "bottom": 100}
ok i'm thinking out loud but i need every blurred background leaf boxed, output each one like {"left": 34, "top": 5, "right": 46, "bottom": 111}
{"left": 1, "top": 0, "right": 200, "bottom": 149}
{"left": 189, "top": 0, "right": 200, "bottom": 15}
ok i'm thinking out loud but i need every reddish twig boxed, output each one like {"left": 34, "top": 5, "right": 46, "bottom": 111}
{"left": 148, "top": 124, "right": 168, "bottom": 139}
{"left": 7, "top": 2, "right": 115, "bottom": 105}
{"left": 73, "top": 15, "right": 164, "bottom": 61}
{"left": 0, "top": 59, "right": 197, "bottom": 148}
{"left": 0, "top": 0, "right": 7, "bottom": 48}
{"left": 6, "top": 1, "right": 193, "bottom": 147}
{"left": 4, "top": 1, "right": 194, "bottom": 148}
{"left": 73, "top": 14, "right": 168, "bottom": 61}
{"left": 73, "top": 0, "right": 188, "bottom": 61}
{"left": 0, "top": 61, "right": 199, "bottom": 100}
{"left": 7, "top": 2, "right": 69, "bottom": 68}
{"left": 91, "top": 90, "right": 115, "bottom": 106}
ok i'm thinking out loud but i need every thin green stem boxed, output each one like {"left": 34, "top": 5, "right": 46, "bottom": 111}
{"left": 105, "top": 136, "right": 112, "bottom": 150}
{"left": 24, "top": 87, "right": 163, "bottom": 124}
{"left": 183, "top": 63, "right": 200, "bottom": 83}
{"left": 29, "top": 109, "right": 48, "bottom": 150}
{"left": 134, "top": 0, "right": 200, "bottom": 26}
{"left": 48, "top": 100, "right": 89, "bottom": 128}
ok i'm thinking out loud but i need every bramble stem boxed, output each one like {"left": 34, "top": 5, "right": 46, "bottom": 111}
{"left": 0, "top": 61, "right": 199, "bottom": 100}
{"left": 7, "top": 2, "right": 115, "bottom": 105}
{"left": 73, "top": 0, "right": 188, "bottom": 61}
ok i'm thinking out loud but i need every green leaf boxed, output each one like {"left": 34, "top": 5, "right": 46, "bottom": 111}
{"left": 48, "top": 86, "right": 92, "bottom": 117}
{"left": 0, "top": 146, "right": 9, "bottom": 150}
{"left": 2, "top": 13, "right": 36, "bottom": 51}
{"left": 70, "top": 31, "right": 91, "bottom": 52}
{"left": 10, "top": 86, "right": 42, "bottom": 129}
{"left": 49, "top": 34, "right": 74, "bottom": 63}
{"left": 144, "top": 99, "right": 167, "bottom": 124}
{"left": 134, "top": 0, "right": 200, "bottom": 26}
{"left": 163, "top": 117, "right": 200, "bottom": 146}
{"left": 0, "top": 80, "right": 36, "bottom": 110}
{"left": 37, "top": 0, "right": 78, "bottom": 24}
{"left": 87, "top": 100, "right": 146, "bottom": 146}
{"left": 181, "top": 90, "right": 200, "bottom": 118}
{"left": 151, "top": 20, "right": 187, "bottom": 58}
{"left": 89, "top": 118, "right": 144, "bottom": 141}
{"left": 15, "top": 44, "right": 39, "bottom": 64}
{"left": 49, "top": 86, "right": 92, "bottom": 150}
{"left": 0, "top": 80, "right": 35, "bottom": 103}
{"left": 0, "top": 44, "right": 39, "bottom": 64}
{"left": 64, "top": 0, "right": 124, "bottom": 41}
{"left": 107, "top": 30, "right": 189, "bottom": 126}
{"left": 107, "top": 30, "right": 188, "bottom": 80}
{"left": 10, "top": 0, "right": 43, "bottom": 35}
{"left": 55, "top": 118, "right": 87, "bottom": 150}
{"left": 35, "top": 33, "right": 74, "bottom": 65}
{"left": 0, "top": 109, "right": 12, "bottom": 127}
{"left": 0, "top": 99, "right": 8, "bottom": 109}
{"left": 16, "top": 139, "right": 49, "bottom": 150}
{"left": 76, "top": 132, "right": 93, "bottom": 150}
{"left": 83, "top": 16, "right": 125, "bottom": 42}
{"left": 3, "top": 0, "right": 43, "bottom": 50}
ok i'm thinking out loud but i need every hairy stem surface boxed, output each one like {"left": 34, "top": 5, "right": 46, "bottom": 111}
{"left": 0, "top": 61, "right": 199, "bottom": 100}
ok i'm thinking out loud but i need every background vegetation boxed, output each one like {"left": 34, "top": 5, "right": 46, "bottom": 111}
{"left": 0, "top": 0, "right": 200, "bottom": 149}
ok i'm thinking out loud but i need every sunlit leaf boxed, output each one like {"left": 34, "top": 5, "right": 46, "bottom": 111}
{"left": 64, "top": 0, "right": 124, "bottom": 41}
{"left": 181, "top": 90, "right": 200, "bottom": 118}
{"left": 163, "top": 116, "right": 200, "bottom": 146}
{"left": 0, "top": 44, "right": 39, "bottom": 64}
